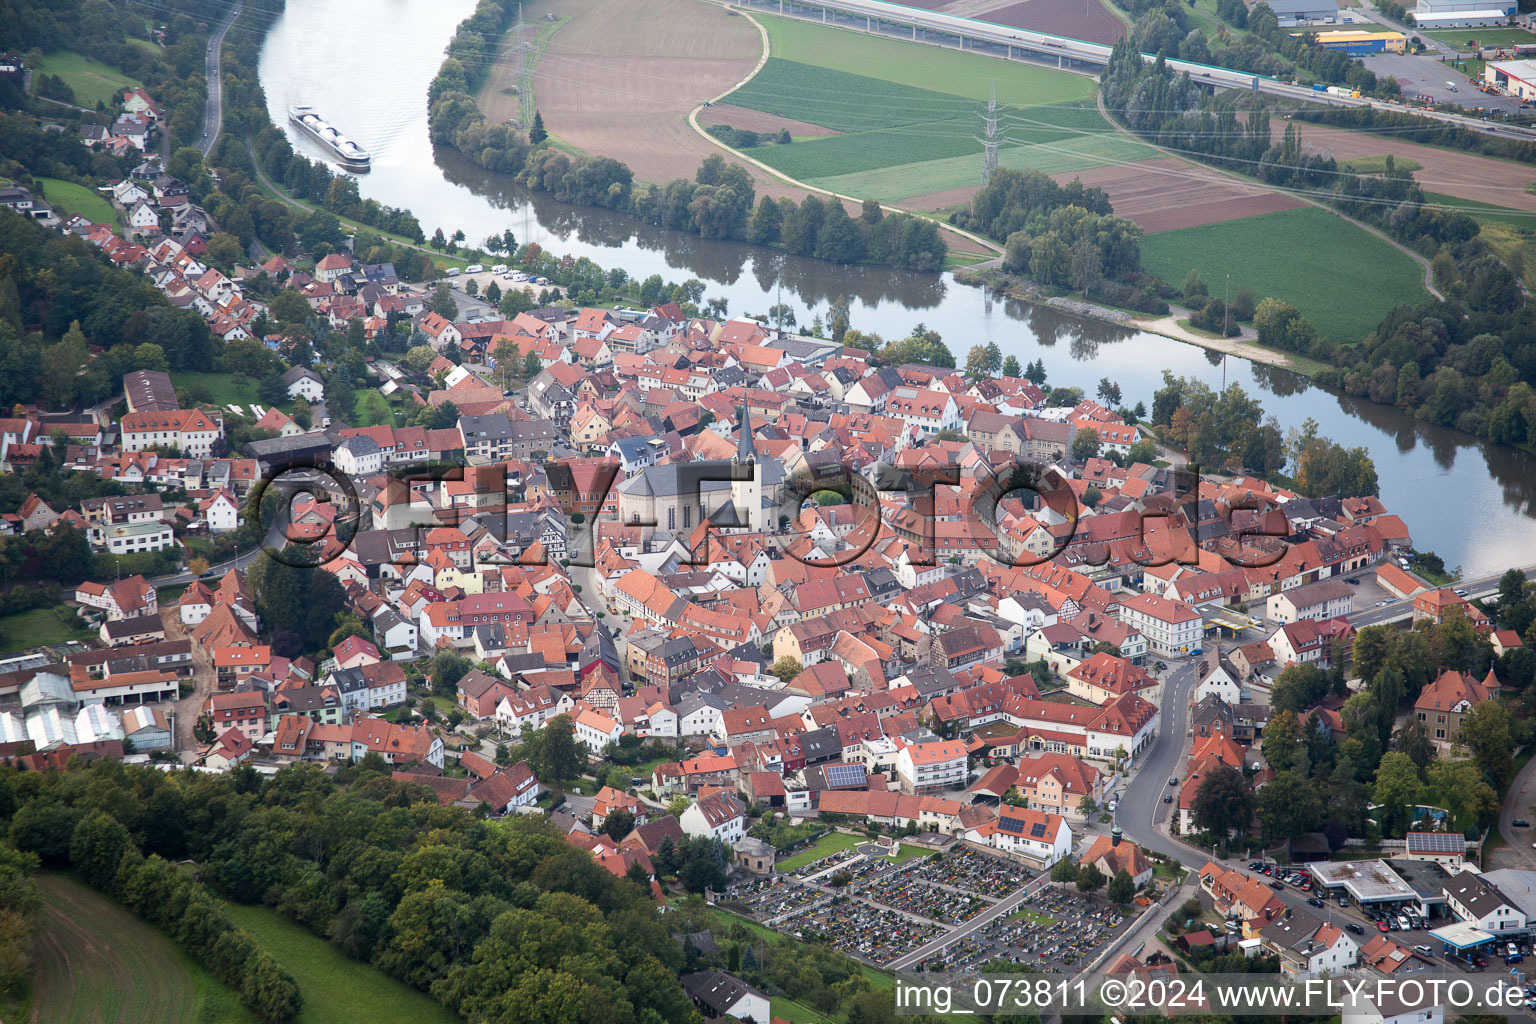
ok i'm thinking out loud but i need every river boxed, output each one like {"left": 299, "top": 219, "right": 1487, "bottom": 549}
{"left": 257, "top": 0, "right": 1536, "bottom": 578}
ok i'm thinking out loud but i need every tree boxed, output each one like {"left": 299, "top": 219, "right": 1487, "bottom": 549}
{"left": 1071, "top": 427, "right": 1101, "bottom": 462}
{"left": 1182, "top": 270, "right": 1208, "bottom": 300}
{"left": 1190, "top": 763, "right": 1255, "bottom": 839}
{"left": 1371, "top": 751, "right": 1422, "bottom": 838}
{"left": 603, "top": 808, "right": 635, "bottom": 841}
{"left": 1050, "top": 857, "right": 1078, "bottom": 884}
{"left": 1453, "top": 700, "right": 1515, "bottom": 789}
{"left": 1075, "top": 862, "right": 1105, "bottom": 894}
{"left": 529, "top": 111, "right": 547, "bottom": 145}
{"left": 1106, "top": 869, "right": 1136, "bottom": 905}
{"left": 188, "top": 556, "right": 210, "bottom": 576}
{"left": 431, "top": 283, "right": 458, "bottom": 319}
{"left": 245, "top": 546, "right": 348, "bottom": 653}
{"left": 533, "top": 715, "right": 584, "bottom": 781}
{"left": 242, "top": 952, "right": 303, "bottom": 1024}
{"left": 522, "top": 350, "right": 542, "bottom": 378}
{"left": 1255, "top": 771, "right": 1323, "bottom": 840}
{"left": 68, "top": 810, "right": 134, "bottom": 890}
{"left": 1261, "top": 709, "right": 1306, "bottom": 775}
{"left": 430, "top": 650, "right": 470, "bottom": 696}
{"left": 1096, "top": 378, "right": 1122, "bottom": 406}
{"left": 1394, "top": 717, "right": 1435, "bottom": 769}
{"left": 770, "top": 657, "right": 802, "bottom": 683}
{"left": 1001, "top": 355, "right": 1021, "bottom": 378}
{"left": 966, "top": 345, "right": 992, "bottom": 380}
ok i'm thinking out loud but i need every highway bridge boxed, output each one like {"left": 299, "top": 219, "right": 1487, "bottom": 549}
{"left": 737, "top": 0, "right": 1536, "bottom": 141}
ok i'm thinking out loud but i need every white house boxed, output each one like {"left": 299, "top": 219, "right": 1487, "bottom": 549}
{"left": 1266, "top": 579, "right": 1355, "bottom": 624}
{"left": 679, "top": 789, "right": 747, "bottom": 844}
{"left": 127, "top": 201, "right": 160, "bottom": 232}
{"left": 572, "top": 707, "right": 623, "bottom": 754}
{"left": 334, "top": 435, "right": 385, "bottom": 478}
{"left": 99, "top": 521, "right": 175, "bottom": 555}
{"left": 1193, "top": 659, "right": 1242, "bottom": 705}
{"left": 1117, "top": 592, "right": 1203, "bottom": 658}
{"left": 969, "top": 806, "right": 1071, "bottom": 867}
{"left": 1444, "top": 871, "right": 1525, "bottom": 933}
{"left": 894, "top": 739, "right": 968, "bottom": 795}
{"left": 1260, "top": 912, "right": 1358, "bottom": 978}
{"left": 281, "top": 366, "right": 325, "bottom": 402}
{"left": 200, "top": 489, "right": 239, "bottom": 533}
{"left": 885, "top": 387, "right": 960, "bottom": 434}
{"left": 681, "top": 971, "right": 770, "bottom": 1024}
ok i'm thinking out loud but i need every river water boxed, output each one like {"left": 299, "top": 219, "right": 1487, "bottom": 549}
{"left": 258, "top": 0, "right": 1536, "bottom": 577}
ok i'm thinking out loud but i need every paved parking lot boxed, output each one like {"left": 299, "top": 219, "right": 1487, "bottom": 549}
{"left": 1361, "top": 53, "right": 1526, "bottom": 112}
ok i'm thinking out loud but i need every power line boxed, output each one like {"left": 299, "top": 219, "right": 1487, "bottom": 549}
{"left": 977, "top": 80, "right": 1000, "bottom": 185}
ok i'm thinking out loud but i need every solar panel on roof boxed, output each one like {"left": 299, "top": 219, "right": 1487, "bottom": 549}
{"left": 825, "top": 763, "right": 865, "bottom": 788}
{"left": 1407, "top": 832, "right": 1464, "bottom": 853}
{"left": 998, "top": 815, "right": 1024, "bottom": 834}
{"left": 1029, "top": 822, "right": 1047, "bottom": 838}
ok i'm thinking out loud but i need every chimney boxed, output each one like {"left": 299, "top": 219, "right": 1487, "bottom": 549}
{"left": 1111, "top": 826, "right": 1122, "bottom": 848}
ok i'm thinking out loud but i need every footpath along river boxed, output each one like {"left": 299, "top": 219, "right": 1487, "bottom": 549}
{"left": 258, "top": 0, "right": 1536, "bottom": 576}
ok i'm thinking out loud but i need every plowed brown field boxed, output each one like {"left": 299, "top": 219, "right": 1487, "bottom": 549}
{"left": 1048, "top": 158, "right": 1303, "bottom": 232}
{"left": 1284, "top": 119, "right": 1536, "bottom": 212}
{"left": 529, "top": 0, "right": 764, "bottom": 185}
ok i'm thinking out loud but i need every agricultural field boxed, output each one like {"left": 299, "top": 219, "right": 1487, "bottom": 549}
{"left": 31, "top": 874, "right": 255, "bottom": 1024}
{"left": 224, "top": 903, "right": 460, "bottom": 1024}
{"left": 36, "top": 177, "right": 119, "bottom": 226}
{"left": 726, "top": 14, "right": 1127, "bottom": 200}
{"left": 29, "top": 51, "right": 141, "bottom": 109}
{"left": 1140, "top": 205, "right": 1431, "bottom": 343}
{"left": 526, "top": 0, "right": 763, "bottom": 185}
{"left": 1282, "top": 119, "right": 1536, "bottom": 212}
{"left": 972, "top": 0, "right": 1126, "bottom": 46}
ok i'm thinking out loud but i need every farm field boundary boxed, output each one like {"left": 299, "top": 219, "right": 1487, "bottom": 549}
{"left": 1139, "top": 204, "right": 1431, "bottom": 343}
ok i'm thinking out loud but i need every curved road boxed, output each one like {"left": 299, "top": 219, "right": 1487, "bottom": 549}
{"left": 198, "top": 1, "right": 243, "bottom": 156}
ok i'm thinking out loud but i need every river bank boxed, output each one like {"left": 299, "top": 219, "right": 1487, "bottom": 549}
{"left": 256, "top": 0, "right": 1536, "bottom": 577}
{"left": 955, "top": 268, "right": 1329, "bottom": 377}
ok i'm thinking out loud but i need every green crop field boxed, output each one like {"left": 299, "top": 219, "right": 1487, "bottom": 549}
{"left": 30, "top": 51, "right": 142, "bottom": 109}
{"left": 0, "top": 606, "right": 96, "bottom": 655}
{"left": 715, "top": 14, "right": 1139, "bottom": 204}
{"left": 812, "top": 133, "right": 1154, "bottom": 202}
{"left": 726, "top": 60, "right": 974, "bottom": 132}
{"left": 32, "top": 874, "right": 255, "bottom": 1024}
{"left": 37, "top": 177, "right": 119, "bottom": 225}
{"left": 1140, "top": 205, "right": 1430, "bottom": 343}
{"left": 225, "top": 904, "right": 460, "bottom": 1024}
{"left": 1423, "top": 191, "right": 1536, "bottom": 230}
{"left": 757, "top": 14, "right": 1096, "bottom": 105}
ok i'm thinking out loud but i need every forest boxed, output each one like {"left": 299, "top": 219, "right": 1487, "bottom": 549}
{"left": 1, "top": 757, "right": 704, "bottom": 1024}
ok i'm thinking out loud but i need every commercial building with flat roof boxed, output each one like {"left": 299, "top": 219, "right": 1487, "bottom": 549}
{"left": 1310, "top": 859, "right": 1417, "bottom": 908}
{"left": 1414, "top": 0, "right": 1515, "bottom": 27}
{"left": 1486, "top": 59, "right": 1536, "bottom": 100}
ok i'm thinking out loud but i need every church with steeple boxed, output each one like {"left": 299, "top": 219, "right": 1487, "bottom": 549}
{"left": 730, "top": 402, "right": 763, "bottom": 532}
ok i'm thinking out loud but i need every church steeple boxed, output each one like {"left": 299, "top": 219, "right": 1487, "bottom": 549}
{"left": 736, "top": 402, "right": 755, "bottom": 463}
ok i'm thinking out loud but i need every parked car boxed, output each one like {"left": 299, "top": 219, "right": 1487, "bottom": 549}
{"left": 1163, "top": 794, "right": 1173, "bottom": 803}
{"left": 1397, "top": 915, "right": 1412, "bottom": 930}
{"left": 1345, "top": 924, "right": 1364, "bottom": 935}
{"left": 490, "top": 264, "right": 507, "bottom": 274}
{"left": 1509, "top": 954, "right": 1525, "bottom": 965}
{"left": 445, "top": 267, "right": 461, "bottom": 277}
{"left": 1414, "top": 945, "right": 1433, "bottom": 955}
{"left": 1378, "top": 922, "right": 1390, "bottom": 932}
{"left": 1169, "top": 777, "right": 1178, "bottom": 786}
{"left": 1307, "top": 898, "right": 1325, "bottom": 908}
{"left": 1510, "top": 942, "right": 1521, "bottom": 957}
{"left": 1270, "top": 881, "right": 1286, "bottom": 890}
{"left": 1515, "top": 819, "right": 1531, "bottom": 827}
{"left": 466, "top": 264, "right": 484, "bottom": 273}
{"left": 1337, "top": 897, "right": 1349, "bottom": 907}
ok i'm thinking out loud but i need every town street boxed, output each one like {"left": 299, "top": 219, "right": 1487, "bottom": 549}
{"left": 198, "top": 2, "right": 241, "bottom": 155}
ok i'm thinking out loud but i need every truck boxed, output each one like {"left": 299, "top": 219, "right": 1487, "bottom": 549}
{"left": 1312, "top": 83, "right": 1327, "bottom": 91}
{"left": 1326, "top": 85, "right": 1359, "bottom": 97}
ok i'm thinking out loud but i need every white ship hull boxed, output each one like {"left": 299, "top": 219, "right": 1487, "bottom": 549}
{"left": 287, "top": 105, "right": 370, "bottom": 172}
